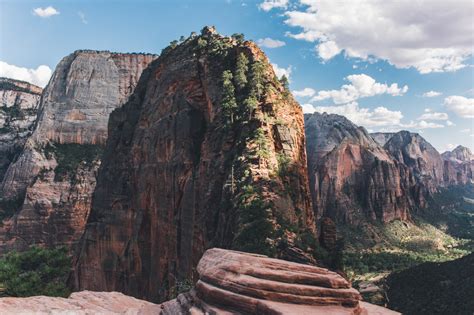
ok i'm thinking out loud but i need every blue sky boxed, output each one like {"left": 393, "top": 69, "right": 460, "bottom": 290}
{"left": 0, "top": 0, "right": 473, "bottom": 152}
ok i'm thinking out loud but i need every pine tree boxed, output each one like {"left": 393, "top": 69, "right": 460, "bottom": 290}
{"left": 280, "top": 74, "right": 289, "bottom": 91}
{"left": 221, "top": 70, "right": 237, "bottom": 123}
{"left": 249, "top": 61, "right": 265, "bottom": 99}
{"left": 234, "top": 53, "right": 249, "bottom": 91}
{"left": 243, "top": 95, "right": 258, "bottom": 120}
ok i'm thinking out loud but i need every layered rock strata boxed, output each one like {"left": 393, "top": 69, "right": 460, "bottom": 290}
{"left": 72, "top": 28, "right": 315, "bottom": 302}
{"left": 0, "top": 51, "right": 157, "bottom": 253}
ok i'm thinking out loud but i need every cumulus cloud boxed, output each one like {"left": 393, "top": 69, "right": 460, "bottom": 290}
{"left": 259, "top": 0, "right": 288, "bottom": 11}
{"left": 444, "top": 95, "right": 474, "bottom": 118}
{"left": 0, "top": 61, "right": 52, "bottom": 88}
{"left": 312, "top": 102, "right": 403, "bottom": 128}
{"left": 257, "top": 38, "right": 286, "bottom": 48}
{"left": 317, "top": 41, "right": 341, "bottom": 60}
{"left": 417, "top": 110, "right": 449, "bottom": 121}
{"left": 283, "top": 0, "right": 473, "bottom": 73}
{"left": 311, "top": 74, "right": 408, "bottom": 104}
{"left": 33, "top": 6, "right": 59, "bottom": 18}
{"left": 446, "top": 120, "right": 455, "bottom": 126}
{"left": 293, "top": 87, "right": 315, "bottom": 98}
{"left": 271, "top": 63, "right": 292, "bottom": 80}
{"left": 422, "top": 90, "right": 442, "bottom": 97}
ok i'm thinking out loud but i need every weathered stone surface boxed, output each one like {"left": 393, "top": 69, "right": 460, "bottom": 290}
{"left": 305, "top": 113, "right": 413, "bottom": 224}
{"left": 161, "top": 248, "right": 399, "bottom": 315}
{"left": 0, "top": 78, "right": 42, "bottom": 182}
{"left": 442, "top": 145, "right": 473, "bottom": 185}
{"left": 0, "top": 291, "right": 162, "bottom": 314}
{"left": 0, "top": 51, "right": 157, "bottom": 254}
{"left": 72, "top": 32, "right": 315, "bottom": 302}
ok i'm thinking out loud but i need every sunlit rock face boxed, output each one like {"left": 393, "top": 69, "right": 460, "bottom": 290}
{"left": 0, "top": 78, "right": 42, "bottom": 182}
{"left": 305, "top": 113, "right": 413, "bottom": 224}
{"left": 0, "top": 51, "right": 157, "bottom": 254}
{"left": 72, "top": 30, "right": 315, "bottom": 302}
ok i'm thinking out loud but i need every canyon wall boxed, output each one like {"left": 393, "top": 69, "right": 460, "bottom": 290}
{"left": 0, "top": 78, "right": 42, "bottom": 183}
{"left": 0, "top": 51, "right": 157, "bottom": 253}
{"left": 305, "top": 113, "right": 413, "bottom": 224}
{"left": 72, "top": 29, "right": 315, "bottom": 302}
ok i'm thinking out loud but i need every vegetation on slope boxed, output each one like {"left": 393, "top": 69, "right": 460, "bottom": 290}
{"left": 0, "top": 246, "right": 71, "bottom": 297}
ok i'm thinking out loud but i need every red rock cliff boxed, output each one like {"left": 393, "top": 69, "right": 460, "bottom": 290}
{"left": 72, "top": 29, "right": 315, "bottom": 302}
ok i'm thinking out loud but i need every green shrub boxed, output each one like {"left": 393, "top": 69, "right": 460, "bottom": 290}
{"left": 44, "top": 143, "right": 103, "bottom": 181}
{"left": 0, "top": 246, "right": 71, "bottom": 297}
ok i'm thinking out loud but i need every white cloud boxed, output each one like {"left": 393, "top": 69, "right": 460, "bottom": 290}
{"left": 293, "top": 87, "right": 315, "bottom": 98}
{"left": 317, "top": 41, "right": 341, "bottom": 60}
{"left": 444, "top": 95, "right": 474, "bottom": 118}
{"left": 33, "top": 6, "right": 59, "bottom": 18}
{"left": 404, "top": 120, "right": 444, "bottom": 129}
{"left": 311, "top": 74, "right": 408, "bottom": 104}
{"left": 0, "top": 61, "right": 52, "bottom": 88}
{"left": 313, "top": 102, "right": 403, "bottom": 128}
{"left": 259, "top": 0, "right": 288, "bottom": 11}
{"left": 417, "top": 111, "right": 448, "bottom": 121}
{"left": 446, "top": 120, "right": 455, "bottom": 126}
{"left": 460, "top": 128, "right": 471, "bottom": 133}
{"left": 283, "top": 0, "right": 474, "bottom": 73}
{"left": 257, "top": 38, "right": 286, "bottom": 48}
{"left": 78, "top": 11, "right": 88, "bottom": 24}
{"left": 271, "top": 63, "right": 292, "bottom": 80}
{"left": 301, "top": 103, "right": 316, "bottom": 113}
{"left": 422, "top": 90, "right": 442, "bottom": 97}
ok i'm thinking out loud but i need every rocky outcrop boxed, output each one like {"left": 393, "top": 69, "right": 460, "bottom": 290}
{"left": 161, "top": 248, "right": 398, "bottom": 314}
{"left": 0, "top": 78, "right": 42, "bottom": 183}
{"left": 0, "top": 248, "right": 400, "bottom": 314}
{"left": 0, "top": 51, "right": 157, "bottom": 254}
{"left": 72, "top": 29, "right": 315, "bottom": 302}
{"left": 384, "top": 131, "right": 445, "bottom": 194}
{"left": 305, "top": 113, "right": 413, "bottom": 224}
{"left": 442, "top": 145, "right": 473, "bottom": 185}
{"left": 442, "top": 145, "right": 473, "bottom": 163}
{"left": 0, "top": 291, "right": 162, "bottom": 314}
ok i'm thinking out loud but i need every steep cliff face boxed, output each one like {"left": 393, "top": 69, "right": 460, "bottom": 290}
{"left": 384, "top": 131, "right": 444, "bottom": 191}
{"left": 72, "top": 28, "right": 315, "bottom": 302}
{"left": 370, "top": 132, "right": 397, "bottom": 147}
{"left": 0, "top": 78, "right": 42, "bottom": 183}
{"left": 305, "top": 113, "right": 413, "bottom": 224}
{"left": 0, "top": 51, "right": 157, "bottom": 253}
{"left": 442, "top": 145, "right": 473, "bottom": 163}
{"left": 441, "top": 145, "right": 473, "bottom": 185}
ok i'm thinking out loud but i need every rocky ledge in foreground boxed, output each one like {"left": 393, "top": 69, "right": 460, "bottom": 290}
{"left": 1, "top": 248, "right": 398, "bottom": 314}
{"left": 162, "top": 248, "right": 398, "bottom": 314}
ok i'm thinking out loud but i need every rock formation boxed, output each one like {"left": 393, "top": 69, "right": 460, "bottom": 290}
{"left": 0, "top": 51, "right": 157, "bottom": 254}
{"left": 161, "top": 248, "right": 399, "bottom": 314}
{"left": 305, "top": 113, "right": 413, "bottom": 224}
{"left": 72, "top": 28, "right": 315, "bottom": 302}
{"left": 442, "top": 145, "right": 473, "bottom": 185}
{"left": 0, "top": 248, "right": 399, "bottom": 314}
{"left": 0, "top": 291, "right": 162, "bottom": 314}
{"left": 370, "top": 132, "right": 397, "bottom": 147}
{"left": 0, "top": 78, "right": 42, "bottom": 183}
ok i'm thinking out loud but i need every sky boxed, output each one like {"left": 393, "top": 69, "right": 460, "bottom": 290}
{"left": 0, "top": 0, "right": 473, "bottom": 152}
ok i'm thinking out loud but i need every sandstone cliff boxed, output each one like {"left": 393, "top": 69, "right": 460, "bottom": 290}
{"left": 0, "top": 51, "right": 157, "bottom": 253}
{"left": 0, "top": 78, "right": 42, "bottom": 184}
{"left": 72, "top": 28, "right": 315, "bottom": 302}
{"left": 305, "top": 113, "right": 413, "bottom": 224}
{"left": 442, "top": 145, "right": 473, "bottom": 185}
